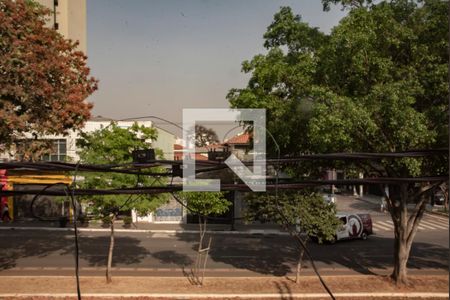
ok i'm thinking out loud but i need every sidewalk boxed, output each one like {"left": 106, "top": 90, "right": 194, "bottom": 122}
{"left": 0, "top": 275, "right": 447, "bottom": 299}
{"left": 0, "top": 220, "right": 287, "bottom": 235}
{"left": 358, "top": 194, "right": 449, "bottom": 217}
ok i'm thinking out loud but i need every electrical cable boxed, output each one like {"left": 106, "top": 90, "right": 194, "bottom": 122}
{"left": 69, "top": 161, "right": 82, "bottom": 300}
{"left": 12, "top": 114, "right": 447, "bottom": 298}
{"left": 5, "top": 176, "right": 448, "bottom": 197}
{"left": 30, "top": 182, "right": 67, "bottom": 221}
{"left": 11, "top": 156, "right": 447, "bottom": 299}
{"left": 1, "top": 149, "right": 447, "bottom": 177}
{"left": 170, "top": 191, "right": 239, "bottom": 222}
{"left": 258, "top": 125, "right": 336, "bottom": 300}
{"left": 28, "top": 180, "right": 80, "bottom": 299}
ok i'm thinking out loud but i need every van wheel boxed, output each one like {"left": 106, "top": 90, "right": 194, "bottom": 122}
{"left": 361, "top": 232, "right": 368, "bottom": 240}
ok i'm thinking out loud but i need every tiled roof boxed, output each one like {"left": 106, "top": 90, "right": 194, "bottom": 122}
{"left": 226, "top": 133, "right": 250, "bottom": 144}
{"left": 173, "top": 144, "right": 208, "bottom": 161}
{"left": 194, "top": 153, "right": 208, "bottom": 160}
{"left": 174, "top": 153, "right": 208, "bottom": 161}
{"left": 89, "top": 115, "right": 115, "bottom": 121}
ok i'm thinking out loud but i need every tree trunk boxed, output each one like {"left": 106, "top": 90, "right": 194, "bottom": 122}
{"left": 391, "top": 223, "right": 412, "bottom": 284}
{"left": 441, "top": 184, "right": 449, "bottom": 212}
{"left": 198, "top": 216, "right": 205, "bottom": 253}
{"left": 193, "top": 215, "right": 205, "bottom": 285}
{"left": 295, "top": 245, "right": 305, "bottom": 283}
{"left": 387, "top": 183, "right": 428, "bottom": 285}
{"left": 106, "top": 214, "right": 115, "bottom": 283}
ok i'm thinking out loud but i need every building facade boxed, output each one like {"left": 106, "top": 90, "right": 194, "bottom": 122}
{"left": 0, "top": 117, "right": 180, "bottom": 223}
{"left": 36, "top": 0, "right": 87, "bottom": 53}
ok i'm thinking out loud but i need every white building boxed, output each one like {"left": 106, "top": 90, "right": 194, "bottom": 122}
{"left": 0, "top": 116, "right": 185, "bottom": 223}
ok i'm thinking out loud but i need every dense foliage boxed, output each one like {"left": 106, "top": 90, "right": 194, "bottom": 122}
{"left": 228, "top": 0, "right": 448, "bottom": 283}
{"left": 177, "top": 191, "right": 231, "bottom": 218}
{"left": 0, "top": 0, "right": 97, "bottom": 156}
{"left": 77, "top": 122, "right": 167, "bottom": 218}
{"left": 195, "top": 125, "right": 219, "bottom": 147}
{"left": 245, "top": 192, "right": 340, "bottom": 243}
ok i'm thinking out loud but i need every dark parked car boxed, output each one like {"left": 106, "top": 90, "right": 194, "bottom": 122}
{"left": 433, "top": 191, "right": 445, "bottom": 206}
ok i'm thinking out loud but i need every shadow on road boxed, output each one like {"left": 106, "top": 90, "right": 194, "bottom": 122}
{"left": 174, "top": 232, "right": 298, "bottom": 276}
{"left": 172, "top": 231, "right": 448, "bottom": 276}
{"left": 348, "top": 200, "right": 380, "bottom": 212}
{"left": 0, "top": 231, "right": 70, "bottom": 270}
{"left": 152, "top": 250, "right": 193, "bottom": 267}
{"left": 0, "top": 229, "right": 447, "bottom": 277}
{"left": 0, "top": 231, "right": 150, "bottom": 269}
{"left": 274, "top": 281, "right": 293, "bottom": 300}
{"left": 71, "top": 235, "right": 150, "bottom": 267}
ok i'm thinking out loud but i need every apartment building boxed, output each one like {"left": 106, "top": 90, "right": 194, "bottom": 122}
{"left": 37, "top": 0, "right": 87, "bottom": 53}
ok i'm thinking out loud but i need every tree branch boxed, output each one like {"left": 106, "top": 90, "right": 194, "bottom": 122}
{"left": 407, "top": 181, "right": 443, "bottom": 231}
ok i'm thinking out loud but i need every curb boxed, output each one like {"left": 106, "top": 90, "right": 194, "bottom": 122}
{"left": 356, "top": 196, "right": 382, "bottom": 207}
{"left": 426, "top": 210, "right": 449, "bottom": 218}
{"left": 0, "top": 226, "right": 289, "bottom": 236}
{"left": 2, "top": 269, "right": 447, "bottom": 277}
{"left": 0, "top": 292, "right": 448, "bottom": 299}
{"left": 357, "top": 197, "right": 450, "bottom": 219}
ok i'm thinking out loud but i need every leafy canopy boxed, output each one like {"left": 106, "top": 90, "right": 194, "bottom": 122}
{"left": 77, "top": 122, "right": 167, "bottom": 216}
{"left": 228, "top": 1, "right": 448, "bottom": 178}
{"left": 0, "top": 0, "right": 97, "bottom": 152}
{"left": 245, "top": 192, "right": 340, "bottom": 243}
{"left": 177, "top": 191, "right": 231, "bottom": 217}
{"left": 195, "top": 125, "right": 219, "bottom": 147}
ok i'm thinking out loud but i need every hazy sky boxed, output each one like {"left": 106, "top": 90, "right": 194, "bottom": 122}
{"left": 87, "top": 0, "right": 347, "bottom": 137}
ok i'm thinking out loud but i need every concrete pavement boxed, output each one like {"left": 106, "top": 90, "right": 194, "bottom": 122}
{"left": 0, "top": 225, "right": 447, "bottom": 277}
{"left": 3, "top": 193, "right": 446, "bottom": 234}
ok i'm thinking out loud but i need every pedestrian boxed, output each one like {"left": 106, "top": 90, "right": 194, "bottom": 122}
{"left": 2, "top": 203, "right": 11, "bottom": 222}
{"left": 380, "top": 197, "right": 386, "bottom": 213}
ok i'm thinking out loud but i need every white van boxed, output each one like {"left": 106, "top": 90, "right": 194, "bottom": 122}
{"left": 332, "top": 213, "right": 373, "bottom": 243}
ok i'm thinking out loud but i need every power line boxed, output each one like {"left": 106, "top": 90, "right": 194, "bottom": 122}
{"left": 2, "top": 177, "right": 447, "bottom": 196}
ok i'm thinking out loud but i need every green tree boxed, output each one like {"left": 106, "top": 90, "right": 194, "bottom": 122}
{"left": 176, "top": 191, "right": 231, "bottom": 285}
{"left": 245, "top": 192, "right": 340, "bottom": 283}
{"left": 322, "top": 0, "right": 373, "bottom": 11}
{"left": 77, "top": 122, "right": 167, "bottom": 283}
{"left": 228, "top": 1, "right": 448, "bottom": 284}
{"left": 0, "top": 0, "right": 97, "bottom": 159}
{"left": 195, "top": 125, "right": 219, "bottom": 147}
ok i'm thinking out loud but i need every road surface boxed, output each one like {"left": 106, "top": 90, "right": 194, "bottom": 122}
{"left": 0, "top": 195, "right": 447, "bottom": 277}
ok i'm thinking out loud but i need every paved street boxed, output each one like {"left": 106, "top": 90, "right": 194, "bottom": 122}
{"left": 0, "top": 224, "right": 447, "bottom": 277}
{"left": 335, "top": 194, "right": 449, "bottom": 234}
{"left": 371, "top": 213, "right": 448, "bottom": 232}
{"left": 0, "top": 195, "right": 447, "bottom": 277}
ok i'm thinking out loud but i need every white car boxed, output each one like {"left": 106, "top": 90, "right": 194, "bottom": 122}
{"left": 333, "top": 213, "right": 373, "bottom": 242}
{"left": 322, "top": 193, "right": 336, "bottom": 204}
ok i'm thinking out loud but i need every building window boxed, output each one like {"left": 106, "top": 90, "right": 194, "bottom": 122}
{"left": 42, "top": 139, "right": 67, "bottom": 162}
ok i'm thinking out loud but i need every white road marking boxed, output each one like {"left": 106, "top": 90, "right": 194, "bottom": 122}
{"left": 423, "top": 216, "right": 449, "bottom": 224}
{"left": 385, "top": 220, "right": 433, "bottom": 231}
{"left": 152, "top": 233, "right": 175, "bottom": 238}
{"left": 420, "top": 220, "right": 447, "bottom": 230}
{"left": 414, "top": 222, "right": 436, "bottom": 230}
{"left": 377, "top": 221, "right": 394, "bottom": 229}
{"left": 421, "top": 219, "right": 448, "bottom": 228}
{"left": 425, "top": 214, "right": 449, "bottom": 223}
{"left": 372, "top": 223, "right": 391, "bottom": 231}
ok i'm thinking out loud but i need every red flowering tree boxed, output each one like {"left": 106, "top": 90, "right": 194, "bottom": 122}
{"left": 0, "top": 0, "right": 97, "bottom": 159}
